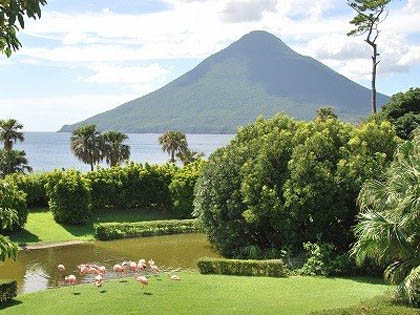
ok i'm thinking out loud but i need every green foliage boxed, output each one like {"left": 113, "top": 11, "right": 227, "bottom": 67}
{"left": 0, "top": 0, "right": 47, "bottom": 56}
{"left": 94, "top": 219, "right": 199, "bottom": 240}
{"left": 159, "top": 131, "right": 188, "bottom": 163}
{"left": 70, "top": 125, "right": 102, "bottom": 171}
{"left": 0, "top": 181, "right": 27, "bottom": 231}
{"left": 0, "top": 280, "right": 17, "bottom": 303}
{"left": 169, "top": 160, "right": 204, "bottom": 218}
{"left": 197, "top": 257, "right": 287, "bottom": 278}
{"left": 99, "top": 130, "right": 130, "bottom": 167}
{"left": 315, "top": 107, "right": 338, "bottom": 121}
{"left": 381, "top": 88, "right": 420, "bottom": 139}
{"left": 45, "top": 170, "right": 92, "bottom": 225}
{"left": 87, "top": 163, "right": 175, "bottom": 210}
{"left": 194, "top": 114, "right": 398, "bottom": 258}
{"left": 352, "top": 133, "right": 420, "bottom": 306}
{"left": 4, "top": 173, "right": 48, "bottom": 208}
{"left": 0, "top": 150, "right": 32, "bottom": 176}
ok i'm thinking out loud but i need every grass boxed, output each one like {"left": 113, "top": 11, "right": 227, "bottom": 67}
{"left": 0, "top": 274, "right": 399, "bottom": 315}
{"left": 8, "top": 208, "right": 175, "bottom": 245}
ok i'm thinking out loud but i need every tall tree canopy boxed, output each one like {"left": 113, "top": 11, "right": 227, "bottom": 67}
{"left": 0, "top": 0, "right": 47, "bottom": 56}
{"left": 0, "top": 119, "right": 24, "bottom": 151}
{"left": 347, "top": 0, "right": 391, "bottom": 114}
{"left": 100, "top": 130, "right": 130, "bottom": 167}
{"left": 159, "top": 131, "right": 189, "bottom": 163}
{"left": 70, "top": 125, "right": 102, "bottom": 171}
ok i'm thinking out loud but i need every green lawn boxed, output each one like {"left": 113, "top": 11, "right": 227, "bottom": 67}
{"left": 0, "top": 274, "right": 400, "bottom": 315}
{"left": 8, "top": 208, "right": 175, "bottom": 245}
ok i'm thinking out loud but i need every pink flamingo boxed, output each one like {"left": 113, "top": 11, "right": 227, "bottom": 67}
{"left": 64, "top": 275, "right": 77, "bottom": 291}
{"left": 113, "top": 264, "right": 124, "bottom": 277}
{"left": 148, "top": 259, "right": 155, "bottom": 267}
{"left": 151, "top": 264, "right": 160, "bottom": 274}
{"left": 138, "top": 259, "right": 147, "bottom": 271}
{"left": 94, "top": 274, "right": 104, "bottom": 288}
{"left": 129, "top": 261, "right": 138, "bottom": 272}
{"left": 98, "top": 266, "right": 106, "bottom": 274}
{"left": 136, "top": 276, "right": 149, "bottom": 290}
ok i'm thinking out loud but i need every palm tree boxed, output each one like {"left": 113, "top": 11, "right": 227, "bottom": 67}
{"left": 0, "top": 150, "right": 32, "bottom": 176}
{"left": 159, "top": 131, "right": 188, "bottom": 163}
{"left": 351, "top": 133, "right": 420, "bottom": 306}
{"left": 0, "top": 119, "right": 24, "bottom": 152}
{"left": 70, "top": 125, "right": 101, "bottom": 171}
{"left": 177, "top": 148, "right": 204, "bottom": 165}
{"left": 100, "top": 130, "right": 131, "bottom": 167}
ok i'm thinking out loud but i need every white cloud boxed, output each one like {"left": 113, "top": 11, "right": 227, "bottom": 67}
{"left": 0, "top": 94, "right": 137, "bottom": 131}
{"left": 84, "top": 62, "right": 170, "bottom": 93}
{"left": 222, "top": 0, "right": 278, "bottom": 23}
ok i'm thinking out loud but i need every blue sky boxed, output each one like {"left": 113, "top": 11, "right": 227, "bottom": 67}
{"left": 0, "top": 0, "right": 419, "bottom": 131}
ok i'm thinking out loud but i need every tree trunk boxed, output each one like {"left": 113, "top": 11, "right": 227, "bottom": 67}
{"left": 171, "top": 150, "right": 175, "bottom": 163}
{"left": 371, "top": 44, "right": 378, "bottom": 114}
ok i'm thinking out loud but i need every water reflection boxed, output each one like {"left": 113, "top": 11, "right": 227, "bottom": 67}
{"left": 1, "top": 234, "right": 219, "bottom": 294}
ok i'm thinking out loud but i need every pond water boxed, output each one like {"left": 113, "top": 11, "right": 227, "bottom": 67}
{"left": 0, "top": 234, "right": 219, "bottom": 295}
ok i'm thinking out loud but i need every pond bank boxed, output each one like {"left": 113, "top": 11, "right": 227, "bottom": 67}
{"left": 19, "top": 240, "right": 87, "bottom": 251}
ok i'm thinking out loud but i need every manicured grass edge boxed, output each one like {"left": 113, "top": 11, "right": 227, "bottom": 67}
{"left": 197, "top": 257, "right": 288, "bottom": 278}
{"left": 94, "top": 219, "right": 200, "bottom": 240}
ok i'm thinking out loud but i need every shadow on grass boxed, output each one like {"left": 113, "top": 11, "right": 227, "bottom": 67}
{"left": 0, "top": 299, "right": 23, "bottom": 310}
{"left": 143, "top": 292, "right": 153, "bottom": 296}
{"left": 9, "top": 229, "right": 41, "bottom": 245}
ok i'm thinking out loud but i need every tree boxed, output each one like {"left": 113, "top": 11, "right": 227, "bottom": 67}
{"left": 0, "top": 149, "right": 32, "bottom": 176}
{"left": 177, "top": 148, "right": 204, "bottom": 166}
{"left": 352, "top": 133, "right": 420, "bottom": 306}
{"left": 100, "top": 130, "right": 131, "bottom": 167}
{"left": 380, "top": 88, "right": 420, "bottom": 140}
{"left": 0, "top": 119, "right": 24, "bottom": 152}
{"left": 70, "top": 125, "right": 102, "bottom": 171}
{"left": 0, "top": 119, "right": 31, "bottom": 176}
{"left": 159, "top": 131, "right": 188, "bottom": 163}
{"left": 315, "top": 107, "right": 338, "bottom": 121}
{"left": 347, "top": 0, "right": 391, "bottom": 114}
{"left": 0, "top": 0, "right": 47, "bottom": 57}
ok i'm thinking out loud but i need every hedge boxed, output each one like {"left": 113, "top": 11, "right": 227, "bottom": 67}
{"left": 4, "top": 173, "right": 48, "bottom": 208}
{"left": 197, "top": 257, "right": 288, "bottom": 278}
{"left": 0, "top": 181, "right": 27, "bottom": 231}
{"left": 0, "top": 280, "right": 18, "bottom": 304}
{"left": 94, "top": 219, "right": 200, "bottom": 240}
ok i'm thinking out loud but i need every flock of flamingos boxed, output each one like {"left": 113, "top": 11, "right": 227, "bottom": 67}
{"left": 57, "top": 259, "right": 181, "bottom": 291}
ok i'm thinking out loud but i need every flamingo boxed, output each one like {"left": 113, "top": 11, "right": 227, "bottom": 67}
{"left": 129, "top": 261, "right": 138, "bottom": 272}
{"left": 148, "top": 259, "right": 155, "bottom": 267}
{"left": 94, "top": 274, "right": 104, "bottom": 288}
{"left": 57, "top": 264, "right": 65, "bottom": 273}
{"left": 64, "top": 275, "right": 77, "bottom": 291}
{"left": 151, "top": 264, "right": 160, "bottom": 274}
{"left": 136, "top": 276, "right": 149, "bottom": 289}
{"left": 98, "top": 266, "right": 106, "bottom": 274}
{"left": 113, "top": 264, "right": 124, "bottom": 277}
{"left": 170, "top": 275, "right": 181, "bottom": 281}
{"left": 138, "top": 259, "right": 147, "bottom": 271}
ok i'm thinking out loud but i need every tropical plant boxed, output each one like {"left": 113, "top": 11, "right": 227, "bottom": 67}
{"left": 315, "top": 107, "right": 338, "bottom": 121}
{"left": 352, "top": 133, "right": 420, "bottom": 306}
{"left": 380, "top": 88, "right": 420, "bottom": 140}
{"left": 176, "top": 148, "right": 204, "bottom": 166}
{"left": 0, "top": 149, "right": 32, "bottom": 176}
{"left": 70, "top": 125, "right": 102, "bottom": 171}
{"left": 347, "top": 0, "right": 391, "bottom": 113}
{"left": 0, "top": 0, "right": 47, "bottom": 57}
{"left": 159, "top": 131, "right": 188, "bottom": 163}
{"left": 0, "top": 119, "right": 24, "bottom": 151}
{"left": 100, "top": 130, "right": 131, "bottom": 167}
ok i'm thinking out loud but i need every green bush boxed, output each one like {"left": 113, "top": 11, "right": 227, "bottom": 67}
{"left": 0, "top": 181, "right": 27, "bottom": 231}
{"left": 4, "top": 173, "right": 48, "bottom": 208}
{"left": 45, "top": 170, "right": 92, "bottom": 225}
{"left": 87, "top": 163, "right": 176, "bottom": 210}
{"left": 194, "top": 114, "right": 398, "bottom": 259}
{"left": 169, "top": 160, "right": 204, "bottom": 218}
{"left": 94, "top": 219, "right": 199, "bottom": 240}
{"left": 0, "top": 280, "right": 17, "bottom": 304}
{"left": 197, "top": 257, "right": 287, "bottom": 278}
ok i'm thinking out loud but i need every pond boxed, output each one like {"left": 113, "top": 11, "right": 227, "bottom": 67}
{"left": 0, "top": 233, "right": 219, "bottom": 295}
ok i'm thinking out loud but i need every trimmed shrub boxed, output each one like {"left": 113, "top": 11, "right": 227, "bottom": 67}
{"left": 169, "top": 160, "right": 204, "bottom": 218}
{"left": 87, "top": 163, "right": 176, "bottom": 210}
{"left": 197, "top": 257, "right": 287, "bottom": 278}
{"left": 0, "top": 280, "right": 18, "bottom": 304}
{"left": 94, "top": 219, "right": 199, "bottom": 240}
{"left": 0, "top": 181, "right": 27, "bottom": 231}
{"left": 4, "top": 173, "right": 48, "bottom": 208}
{"left": 45, "top": 170, "right": 92, "bottom": 225}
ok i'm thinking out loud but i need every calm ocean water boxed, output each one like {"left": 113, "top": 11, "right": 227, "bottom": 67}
{"left": 14, "top": 132, "right": 233, "bottom": 172}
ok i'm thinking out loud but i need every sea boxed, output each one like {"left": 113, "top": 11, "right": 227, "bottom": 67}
{"left": 14, "top": 132, "right": 234, "bottom": 172}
